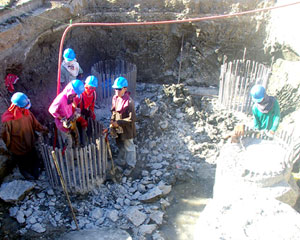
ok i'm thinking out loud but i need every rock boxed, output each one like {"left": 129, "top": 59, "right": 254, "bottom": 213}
{"left": 149, "top": 211, "right": 164, "bottom": 225}
{"left": 31, "top": 223, "right": 46, "bottom": 233}
{"left": 0, "top": 180, "right": 35, "bottom": 202}
{"left": 9, "top": 207, "right": 18, "bottom": 217}
{"left": 138, "top": 224, "right": 157, "bottom": 235}
{"left": 138, "top": 187, "right": 163, "bottom": 203}
{"left": 16, "top": 211, "right": 25, "bottom": 224}
{"left": 47, "top": 189, "right": 54, "bottom": 195}
{"left": 90, "top": 208, "right": 103, "bottom": 219}
{"left": 107, "top": 210, "right": 119, "bottom": 222}
{"left": 59, "top": 228, "right": 132, "bottom": 240}
{"left": 125, "top": 206, "right": 147, "bottom": 226}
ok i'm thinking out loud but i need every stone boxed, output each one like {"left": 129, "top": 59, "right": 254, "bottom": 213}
{"left": 31, "top": 223, "right": 46, "bottom": 233}
{"left": 125, "top": 206, "right": 147, "bottom": 226}
{"left": 150, "top": 211, "right": 164, "bottom": 225}
{"left": 138, "top": 224, "right": 157, "bottom": 235}
{"left": 59, "top": 228, "right": 132, "bottom": 240}
{"left": 9, "top": 207, "right": 18, "bottom": 217}
{"left": 138, "top": 187, "right": 163, "bottom": 203}
{"left": 16, "top": 211, "right": 25, "bottom": 224}
{"left": 90, "top": 207, "right": 103, "bottom": 219}
{"left": 107, "top": 210, "right": 119, "bottom": 222}
{"left": 0, "top": 180, "right": 35, "bottom": 202}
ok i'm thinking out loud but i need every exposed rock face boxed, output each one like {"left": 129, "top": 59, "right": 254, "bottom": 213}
{"left": 0, "top": 0, "right": 272, "bottom": 121}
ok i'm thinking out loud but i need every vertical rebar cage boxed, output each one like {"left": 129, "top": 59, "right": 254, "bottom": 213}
{"left": 91, "top": 60, "right": 137, "bottom": 106}
{"left": 218, "top": 59, "right": 271, "bottom": 114}
{"left": 39, "top": 119, "right": 108, "bottom": 193}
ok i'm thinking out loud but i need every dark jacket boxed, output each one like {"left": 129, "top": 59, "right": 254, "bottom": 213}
{"left": 111, "top": 93, "right": 136, "bottom": 140}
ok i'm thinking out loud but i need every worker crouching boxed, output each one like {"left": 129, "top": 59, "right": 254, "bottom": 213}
{"left": 1, "top": 92, "right": 48, "bottom": 180}
{"left": 110, "top": 77, "right": 137, "bottom": 176}
{"left": 48, "top": 80, "right": 85, "bottom": 150}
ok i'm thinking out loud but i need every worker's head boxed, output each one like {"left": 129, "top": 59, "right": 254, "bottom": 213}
{"left": 71, "top": 79, "right": 85, "bottom": 97}
{"left": 112, "top": 77, "right": 128, "bottom": 97}
{"left": 11, "top": 92, "right": 31, "bottom": 109}
{"left": 85, "top": 75, "right": 98, "bottom": 94}
{"left": 63, "top": 48, "right": 76, "bottom": 62}
{"left": 250, "top": 84, "right": 265, "bottom": 103}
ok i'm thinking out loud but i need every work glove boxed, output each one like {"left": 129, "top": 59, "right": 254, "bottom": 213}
{"left": 61, "top": 118, "right": 71, "bottom": 129}
{"left": 234, "top": 124, "right": 245, "bottom": 137}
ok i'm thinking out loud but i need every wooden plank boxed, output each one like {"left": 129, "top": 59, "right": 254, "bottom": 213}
{"left": 70, "top": 148, "right": 76, "bottom": 189}
{"left": 96, "top": 139, "right": 102, "bottom": 179}
{"left": 63, "top": 149, "right": 72, "bottom": 188}
{"left": 79, "top": 147, "right": 86, "bottom": 191}
{"left": 88, "top": 144, "right": 94, "bottom": 185}
{"left": 41, "top": 144, "right": 55, "bottom": 187}
{"left": 84, "top": 146, "right": 90, "bottom": 190}
{"left": 75, "top": 147, "right": 83, "bottom": 191}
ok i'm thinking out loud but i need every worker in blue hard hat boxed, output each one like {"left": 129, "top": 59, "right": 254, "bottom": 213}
{"left": 110, "top": 76, "right": 136, "bottom": 176}
{"left": 75, "top": 75, "right": 98, "bottom": 145}
{"left": 49, "top": 80, "right": 85, "bottom": 149}
{"left": 1, "top": 92, "right": 48, "bottom": 180}
{"left": 250, "top": 84, "right": 280, "bottom": 134}
{"left": 234, "top": 84, "right": 281, "bottom": 140}
{"left": 60, "top": 48, "right": 83, "bottom": 90}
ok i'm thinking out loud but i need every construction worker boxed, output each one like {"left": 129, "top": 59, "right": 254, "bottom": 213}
{"left": 75, "top": 75, "right": 98, "bottom": 145}
{"left": 110, "top": 77, "right": 136, "bottom": 175}
{"left": 234, "top": 84, "right": 280, "bottom": 138}
{"left": 48, "top": 80, "right": 85, "bottom": 150}
{"left": 1, "top": 92, "right": 48, "bottom": 180}
{"left": 250, "top": 84, "right": 280, "bottom": 134}
{"left": 60, "top": 48, "right": 83, "bottom": 90}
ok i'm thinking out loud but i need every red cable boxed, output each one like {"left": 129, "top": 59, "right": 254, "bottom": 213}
{"left": 56, "top": 1, "right": 300, "bottom": 94}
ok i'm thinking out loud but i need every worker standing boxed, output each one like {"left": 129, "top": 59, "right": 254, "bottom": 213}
{"left": 1, "top": 92, "right": 48, "bottom": 180}
{"left": 110, "top": 77, "right": 137, "bottom": 176}
{"left": 49, "top": 80, "right": 85, "bottom": 150}
{"left": 75, "top": 75, "right": 98, "bottom": 145}
{"left": 60, "top": 48, "right": 83, "bottom": 90}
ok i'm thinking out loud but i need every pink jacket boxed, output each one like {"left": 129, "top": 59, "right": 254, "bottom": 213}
{"left": 49, "top": 82, "right": 76, "bottom": 132}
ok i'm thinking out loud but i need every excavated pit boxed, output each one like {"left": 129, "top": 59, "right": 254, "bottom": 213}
{"left": 1, "top": 1, "right": 300, "bottom": 240}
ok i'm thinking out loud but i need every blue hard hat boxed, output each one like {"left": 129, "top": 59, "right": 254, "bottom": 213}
{"left": 11, "top": 92, "right": 31, "bottom": 109}
{"left": 71, "top": 80, "right": 85, "bottom": 97}
{"left": 112, "top": 77, "right": 128, "bottom": 89}
{"left": 85, "top": 75, "right": 98, "bottom": 88}
{"left": 250, "top": 85, "right": 265, "bottom": 103}
{"left": 63, "top": 48, "right": 76, "bottom": 62}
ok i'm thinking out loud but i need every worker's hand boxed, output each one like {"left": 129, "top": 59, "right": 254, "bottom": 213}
{"left": 234, "top": 124, "right": 245, "bottom": 137}
{"left": 269, "top": 130, "right": 275, "bottom": 135}
{"left": 62, "top": 119, "right": 70, "bottom": 129}
{"left": 110, "top": 121, "right": 119, "bottom": 128}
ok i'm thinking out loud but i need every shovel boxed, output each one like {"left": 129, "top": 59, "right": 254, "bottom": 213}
{"left": 103, "top": 129, "right": 117, "bottom": 180}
